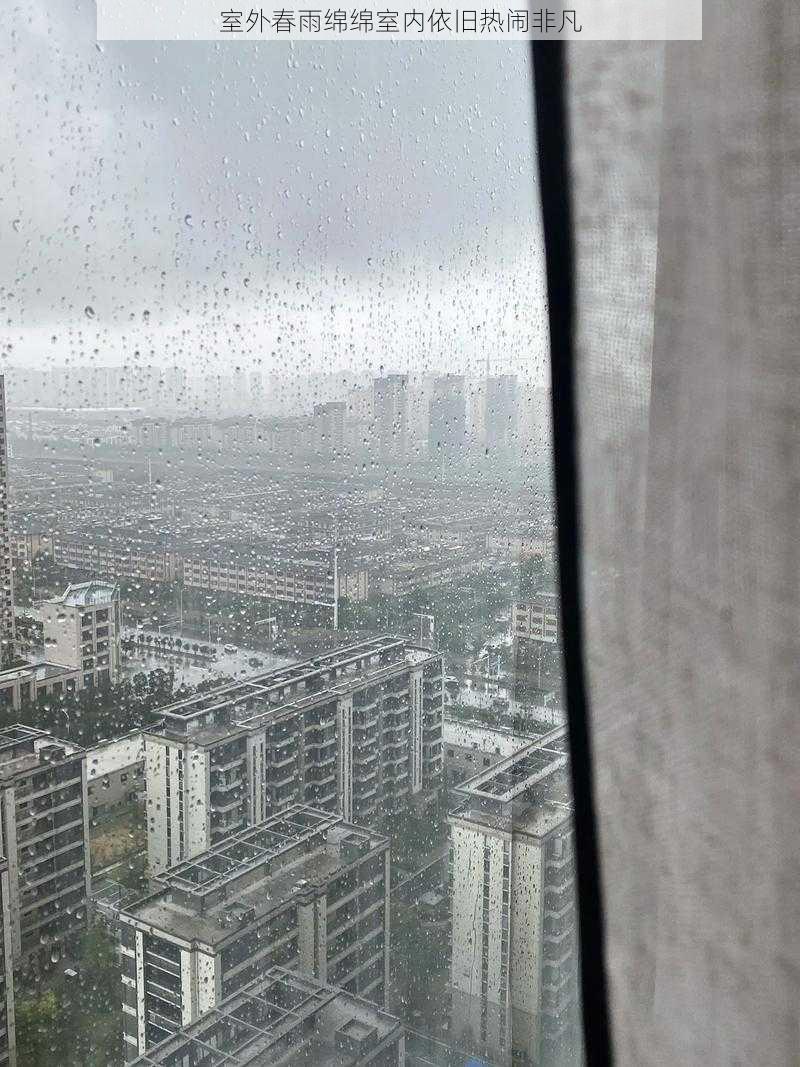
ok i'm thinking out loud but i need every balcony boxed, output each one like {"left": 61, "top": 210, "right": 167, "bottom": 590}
{"left": 213, "top": 753, "right": 246, "bottom": 774}
{"left": 271, "top": 749, "right": 297, "bottom": 769}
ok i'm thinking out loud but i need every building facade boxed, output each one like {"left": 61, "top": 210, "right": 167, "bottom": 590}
{"left": 0, "top": 858, "right": 15, "bottom": 1067}
{"left": 144, "top": 636, "right": 443, "bottom": 873}
{"left": 448, "top": 728, "right": 580, "bottom": 1066}
{"left": 119, "top": 807, "right": 390, "bottom": 1061}
{"left": 0, "top": 726, "right": 91, "bottom": 964}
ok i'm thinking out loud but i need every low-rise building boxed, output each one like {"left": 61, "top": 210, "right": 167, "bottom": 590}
{"left": 0, "top": 725, "right": 91, "bottom": 963}
{"left": 0, "top": 660, "right": 83, "bottom": 711}
{"left": 129, "top": 966, "right": 404, "bottom": 1067}
{"left": 118, "top": 806, "right": 390, "bottom": 1061}
{"left": 40, "top": 579, "right": 122, "bottom": 687}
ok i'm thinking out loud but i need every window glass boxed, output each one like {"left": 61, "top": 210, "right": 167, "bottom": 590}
{"left": 2, "top": 19, "right": 581, "bottom": 1067}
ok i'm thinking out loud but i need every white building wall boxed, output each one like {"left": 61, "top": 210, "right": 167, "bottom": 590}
{"left": 450, "top": 821, "right": 511, "bottom": 1002}
{"left": 196, "top": 951, "right": 218, "bottom": 1017}
{"left": 509, "top": 837, "right": 543, "bottom": 1015}
{"left": 180, "top": 948, "right": 195, "bottom": 1026}
{"left": 184, "top": 747, "right": 210, "bottom": 861}
{"left": 450, "top": 821, "right": 486, "bottom": 998}
{"left": 336, "top": 696, "right": 353, "bottom": 821}
{"left": 41, "top": 603, "right": 81, "bottom": 670}
{"left": 135, "top": 929, "right": 146, "bottom": 1054}
{"left": 247, "top": 730, "right": 268, "bottom": 825}
{"left": 144, "top": 737, "right": 169, "bottom": 873}
{"left": 87, "top": 732, "right": 144, "bottom": 779}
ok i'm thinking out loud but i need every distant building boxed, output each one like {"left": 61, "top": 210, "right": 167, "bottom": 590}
{"left": 0, "top": 857, "right": 15, "bottom": 1067}
{"left": 485, "top": 375, "right": 519, "bottom": 454}
{"left": 314, "top": 401, "right": 347, "bottom": 453}
{"left": 448, "top": 728, "right": 580, "bottom": 1065}
{"left": 128, "top": 966, "right": 404, "bottom": 1067}
{"left": 513, "top": 593, "right": 561, "bottom": 698}
{"left": 0, "top": 725, "right": 90, "bottom": 964}
{"left": 118, "top": 807, "right": 390, "bottom": 1061}
{"left": 51, "top": 533, "right": 177, "bottom": 584}
{"left": 428, "top": 375, "right": 467, "bottom": 457}
{"left": 0, "top": 379, "right": 15, "bottom": 667}
{"left": 144, "top": 636, "right": 443, "bottom": 873}
{"left": 373, "top": 375, "right": 408, "bottom": 458}
{"left": 39, "top": 580, "right": 121, "bottom": 688}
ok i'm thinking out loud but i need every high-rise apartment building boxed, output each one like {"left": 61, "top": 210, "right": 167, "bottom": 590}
{"left": 39, "top": 580, "right": 122, "bottom": 687}
{"left": 314, "top": 401, "right": 347, "bottom": 452}
{"left": 0, "top": 726, "right": 91, "bottom": 964}
{"left": 118, "top": 806, "right": 390, "bottom": 1061}
{"left": 0, "top": 858, "right": 15, "bottom": 1067}
{"left": 127, "top": 966, "right": 404, "bottom": 1067}
{"left": 448, "top": 727, "right": 580, "bottom": 1065}
{"left": 428, "top": 375, "right": 467, "bottom": 456}
{"left": 372, "top": 376, "right": 408, "bottom": 458}
{"left": 0, "top": 379, "right": 14, "bottom": 667}
{"left": 485, "top": 375, "right": 519, "bottom": 454}
{"left": 144, "top": 636, "right": 442, "bottom": 872}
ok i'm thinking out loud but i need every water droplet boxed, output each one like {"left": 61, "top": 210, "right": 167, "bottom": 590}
{"left": 84, "top": 305, "right": 95, "bottom": 319}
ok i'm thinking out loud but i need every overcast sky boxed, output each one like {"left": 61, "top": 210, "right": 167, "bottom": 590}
{"left": 1, "top": 2, "right": 548, "bottom": 382}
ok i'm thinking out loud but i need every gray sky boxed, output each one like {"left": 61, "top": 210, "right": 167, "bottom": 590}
{"left": 1, "top": 2, "right": 548, "bottom": 382}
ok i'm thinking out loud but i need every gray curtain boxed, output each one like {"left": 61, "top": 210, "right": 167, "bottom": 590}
{"left": 568, "top": 12, "right": 800, "bottom": 1065}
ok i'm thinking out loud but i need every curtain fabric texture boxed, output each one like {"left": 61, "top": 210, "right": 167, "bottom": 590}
{"left": 567, "top": 11, "right": 800, "bottom": 1065}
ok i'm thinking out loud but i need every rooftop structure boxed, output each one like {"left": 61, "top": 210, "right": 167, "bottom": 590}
{"left": 127, "top": 805, "right": 387, "bottom": 948}
{"left": 129, "top": 966, "right": 404, "bottom": 1066}
{"left": 50, "top": 579, "right": 119, "bottom": 607}
{"left": 449, "top": 726, "right": 573, "bottom": 839}
{"left": 155, "top": 635, "right": 430, "bottom": 735}
{"left": 0, "top": 723, "right": 84, "bottom": 782}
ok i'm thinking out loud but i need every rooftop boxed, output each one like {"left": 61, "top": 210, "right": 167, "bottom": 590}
{"left": 458, "top": 726, "right": 568, "bottom": 802}
{"left": 449, "top": 727, "right": 573, "bottom": 840}
{"left": 0, "top": 724, "right": 83, "bottom": 780}
{"left": 164, "top": 806, "right": 341, "bottom": 898}
{"left": 152, "top": 635, "right": 437, "bottom": 738}
{"left": 130, "top": 966, "right": 402, "bottom": 1066}
{"left": 51, "top": 580, "right": 119, "bottom": 607}
{"left": 121, "top": 805, "right": 387, "bottom": 946}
